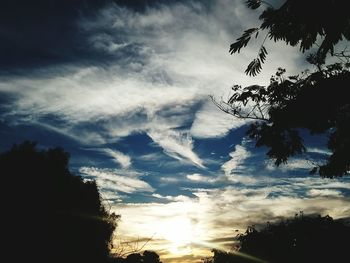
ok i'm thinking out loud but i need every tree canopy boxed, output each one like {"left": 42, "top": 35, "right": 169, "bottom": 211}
{"left": 205, "top": 213, "right": 350, "bottom": 263}
{"left": 1, "top": 141, "right": 118, "bottom": 263}
{"left": 217, "top": 0, "right": 350, "bottom": 177}
{"left": 230, "top": 0, "right": 350, "bottom": 75}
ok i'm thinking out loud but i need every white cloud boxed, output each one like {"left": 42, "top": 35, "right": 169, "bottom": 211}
{"left": 112, "top": 183, "right": 350, "bottom": 262}
{"left": 307, "top": 189, "right": 343, "bottom": 197}
{"left": 221, "top": 144, "right": 250, "bottom": 176}
{"left": 265, "top": 158, "right": 313, "bottom": 172}
{"left": 187, "top": 173, "right": 206, "bottom": 181}
{"left": 159, "top": 177, "right": 181, "bottom": 183}
{"left": 190, "top": 99, "right": 247, "bottom": 138}
{"left": 307, "top": 147, "right": 331, "bottom": 155}
{"left": 152, "top": 193, "right": 192, "bottom": 202}
{"left": 147, "top": 129, "right": 205, "bottom": 168}
{"left": 79, "top": 167, "right": 154, "bottom": 194}
{"left": 103, "top": 148, "right": 132, "bottom": 169}
{"left": 186, "top": 173, "right": 217, "bottom": 183}
{"left": 0, "top": 0, "right": 304, "bottom": 148}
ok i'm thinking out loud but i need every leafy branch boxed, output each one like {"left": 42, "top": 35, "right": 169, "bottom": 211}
{"left": 245, "top": 45, "right": 268, "bottom": 76}
{"left": 230, "top": 28, "right": 260, "bottom": 54}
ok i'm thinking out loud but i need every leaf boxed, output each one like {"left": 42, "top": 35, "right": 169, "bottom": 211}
{"left": 258, "top": 45, "right": 268, "bottom": 64}
{"left": 246, "top": 0, "right": 262, "bottom": 10}
{"left": 309, "top": 167, "right": 318, "bottom": 175}
{"left": 230, "top": 28, "right": 259, "bottom": 54}
{"left": 255, "top": 30, "right": 259, "bottom": 38}
{"left": 245, "top": 46, "right": 267, "bottom": 76}
{"left": 288, "top": 75, "right": 299, "bottom": 81}
{"left": 228, "top": 94, "right": 238, "bottom": 104}
{"left": 245, "top": 59, "right": 262, "bottom": 76}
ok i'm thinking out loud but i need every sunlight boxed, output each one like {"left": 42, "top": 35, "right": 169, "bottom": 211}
{"left": 157, "top": 217, "right": 194, "bottom": 255}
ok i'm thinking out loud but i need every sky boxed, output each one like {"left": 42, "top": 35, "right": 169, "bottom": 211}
{"left": 1, "top": 0, "right": 350, "bottom": 262}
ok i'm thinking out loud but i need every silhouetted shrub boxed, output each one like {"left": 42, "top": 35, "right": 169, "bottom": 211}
{"left": 110, "top": 251, "right": 162, "bottom": 263}
{"left": 206, "top": 213, "right": 350, "bottom": 263}
{"left": 1, "top": 141, "right": 118, "bottom": 263}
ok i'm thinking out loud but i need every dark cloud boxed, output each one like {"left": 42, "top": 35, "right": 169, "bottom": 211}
{"left": 0, "top": 0, "right": 114, "bottom": 72}
{"left": 0, "top": 0, "right": 211, "bottom": 73}
{"left": 0, "top": 0, "right": 156, "bottom": 72}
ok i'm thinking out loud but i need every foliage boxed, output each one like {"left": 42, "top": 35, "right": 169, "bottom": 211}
{"left": 112, "top": 235, "right": 156, "bottom": 259}
{"left": 1, "top": 141, "right": 119, "bottom": 263}
{"left": 215, "top": 64, "right": 350, "bottom": 177}
{"left": 205, "top": 213, "right": 350, "bottom": 263}
{"left": 219, "top": 0, "right": 350, "bottom": 177}
{"left": 110, "top": 250, "right": 162, "bottom": 263}
{"left": 230, "top": 0, "right": 350, "bottom": 75}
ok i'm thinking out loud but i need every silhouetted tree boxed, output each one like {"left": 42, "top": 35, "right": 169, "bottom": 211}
{"left": 215, "top": 0, "right": 350, "bottom": 177}
{"left": 205, "top": 214, "right": 350, "bottom": 263}
{"left": 143, "top": 250, "right": 162, "bottom": 263}
{"left": 230, "top": 0, "right": 350, "bottom": 75}
{"left": 1, "top": 141, "right": 118, "bottom": 263}
{"left": 110, "top": 251, "right": 162, "bottom": 263}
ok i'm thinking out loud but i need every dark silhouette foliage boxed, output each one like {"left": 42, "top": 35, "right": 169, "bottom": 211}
{"left": 1, "top": 141, "right": 118, "bottom": 263}
{"left": 230, "top": 0, "right": 350, "bottom": 75}
{"left": 215, "top": 64, "right": 350, "bottom": 177}
{"left": 206, "top": 214, "right": 350, "bottom": 263}
{"left": 217, "top": 0, "right": 350, "bottom": 177}
{"left": 110, "top": 250, "right": 162, "bottom": 263}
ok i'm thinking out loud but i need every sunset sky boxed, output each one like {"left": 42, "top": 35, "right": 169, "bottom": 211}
{"left": 1, "top": 1, "right": 350, "bottom": 262}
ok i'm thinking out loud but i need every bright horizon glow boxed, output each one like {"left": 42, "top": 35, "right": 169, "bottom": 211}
{"left": 158, "top": 217, "right": 195, "bottom": 255}
{"left": 112, "top": 186, "right": 350, "bottom": 262}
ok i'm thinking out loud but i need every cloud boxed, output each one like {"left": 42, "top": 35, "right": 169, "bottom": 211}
{"left": 152, "top": 193, "right": 192, "bottom": 202}
{"left": 0, "top": 0, "right": 112, "bottom": 70}
{"left": 221, "top": 143, "right": 250, "bottom": 176}
{"left": 147, "top": 129, "right": 205, "bottom": 168}
{"left": 158, "top": 177, "right": 181, "bottom": 183}
{"left": 79, "top": 167, "right": 154, "bottom": 194}
{"left": 103, "top": 148, "right": 132, "bottom": 168}
{"left": 190, "top": 99, "right": 247, "bottom": 138}
{"left": 307, "top": 147, "right": 331, "bottom": 155}
{"left": 186, "top": 173, "right": 217, "bottom": 183}
{"left": 265, "top": 158, "right": 313, "bottom": 173}
{"left": 186, "top": 173, "right": 206, "bottom": 181}
{"left": 112, "top": 181, "right": 350, "bottom": 262}
{"left": 0, "top": 0, "right": 304, "bottom": 148}
{"left": 307, "top": 189, "right": 343, "bottom": 197}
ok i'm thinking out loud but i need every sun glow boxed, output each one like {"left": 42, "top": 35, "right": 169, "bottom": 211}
{"left": 157, "top": 217, "right": 195, "bottom": 255}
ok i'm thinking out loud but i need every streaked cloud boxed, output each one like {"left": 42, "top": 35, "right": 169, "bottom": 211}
{"left": 221, "top": 142, "right": 250, "bottom": 176}
{"left": 190, "top": 100, "right": 247, "bottom": 139}
{"left": 186, "top": 173, "right": 217, "bottom": 183}
{"left": 103, "top": 148, "right": 132, "bottom": 169}
{"left": 113, "top": 182, "right": 350, "bottom": 262}
{"left": 307, "top": 189, "right": 343, "bottom": 197}
{"left": 80, "top": 167, "right": 154, "bottom": 194}
{"left": 148, "top": 129, "right": 205, "bottom": 168}
{"left": 0, "top": 0, "right": 304, "bottom": 147}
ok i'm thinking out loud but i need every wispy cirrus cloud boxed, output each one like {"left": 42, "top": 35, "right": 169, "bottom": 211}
{"left": 79, "top": 167, "right": 154, "bottom": 194}
{"left": 0, "top": 0, "right": 304, "bottom": 145}
{"left": 103, "top": 148, "right": 132, "bottom": 169}
{"left": 221, "top": 142, "right": 251, "bottom": 176}
{"left": 190, "top": 99, "right": 247, "bottom": 139}
{"left": 307, "top": 189, "right": 343, "bottom": 198}
{"left": 186, "top": 173, "right": 217, "bottom": 183}
{"left": 148, "top": 129, "right": 205, "bottom": 168}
